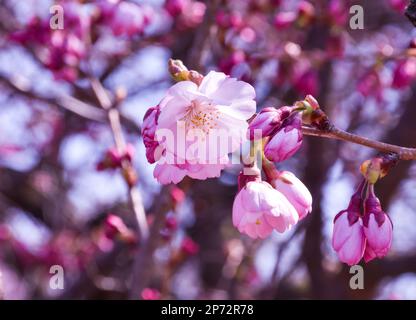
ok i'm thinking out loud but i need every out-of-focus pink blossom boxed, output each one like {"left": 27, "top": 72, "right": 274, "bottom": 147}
{"left": 104, "top": 214, "right": 136, "bottom": 244}
{"left": 327, "top": 0, "right": 348, "bottom": 26}
{"left": 274, "top": 12, "right": 297, "bottom": 29}
{"left": 294, "top": 69, "right": 319, "bottom": 96}
{"left": 169, "top": 186, "right": 186, "bottom": 206}
{"left": 165, "top": 0, "right": 188, "bottom": 16}
{"left": 264, "top": 115, "right": 302, "bottom": 163}
{"left": 357, "top": 70, "right": 383, "bottom": 100}
{"left": 219, "top": 51, "right": 246, "bottom": 75}
{"left": 297, "top": 1, "right": 315, "bottom": 26}
{"left": 168, "top": 0, "right": 206, "bottom": 29}
{"left": 389, "top": 0, "right": 407, "bottom": 12}
{"left": 181, "top": 237, "right": 200, "bottom": 255}
{"left": 327, "top": 34, "right": 345, "bottom": 58}
{"left": 141, "top": 288, "right": 161, "bottom": 300}
{"left": 100, "top": 0, "right": 152, "bottom": 36}
{"left": 215, "top": 10, "right": 243, "bottom": 29}
{"left": 392, "top": 58, "right": 416, "bottom": 89}
{"left": 97, "top": 145, "right": 134, "bottom": 171}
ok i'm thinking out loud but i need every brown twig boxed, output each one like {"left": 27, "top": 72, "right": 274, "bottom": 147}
{"left": 302, "top": 125, "right": 416, "bottom": 160}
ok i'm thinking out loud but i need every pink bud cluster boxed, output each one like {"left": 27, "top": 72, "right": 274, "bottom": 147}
{"left": 248, "top": 106, "right": 303, "bottom": 163}
{"left": 332, "top": 182, "right": 393, "bottom": 265}
{"left": 10, "top": 3, "right": 90, "bottom": 81}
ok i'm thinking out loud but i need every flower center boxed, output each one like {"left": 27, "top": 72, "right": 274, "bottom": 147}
{"left": 182, "top": 99, "right": 220, "bottom": 134}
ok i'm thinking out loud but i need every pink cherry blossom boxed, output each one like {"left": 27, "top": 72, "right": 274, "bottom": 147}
{"left": 332, "top": 210, "right": 366, "bottom": 266}
{"left": 264, "top": 115, "right": 302, "bottom": 162}
{"left": 232, "top": 179, "right": 299, "bottom": 239}
{"left": 148, "top": 71, "right": 255, "bottom": 184}
{"left": 272, "top": 171, "right": 312, "bottom": 220}
{"left": 363, "top": 191, "right": 393, "bottom": 261}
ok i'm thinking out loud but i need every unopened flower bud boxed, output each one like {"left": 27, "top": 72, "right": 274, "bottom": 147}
{"left": 264, "top": 115, "right": 303, "bottom": 162}
{"left": 168, "top": 58, "right": 189, "bottom": 81}
{"left": 362, "top": 187, "right": 392, "bottom": 262}
{"left": 247, "top": 107, "right": 282, "bottom": 140}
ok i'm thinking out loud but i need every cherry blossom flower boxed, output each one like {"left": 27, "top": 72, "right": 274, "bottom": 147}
{"left": 144, "top": 71, "right": 256, "bottom": 184}
{"left": 232, "top": 174, "right": 299, "bottom": 239}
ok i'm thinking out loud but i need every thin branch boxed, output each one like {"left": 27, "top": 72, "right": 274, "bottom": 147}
{"left": 302, "top": 125, "right": 416, "bottom": 160}
{"left": 0, "top": 73, "right": 106, "bottom": 122}
{"left": 90, "top": 78, "right": 149, "bottom": 241}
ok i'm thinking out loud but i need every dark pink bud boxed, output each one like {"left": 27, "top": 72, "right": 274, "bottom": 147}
{"left": 264, "top": 115, "right": 303, "bottom": 163}
{"left": 247, "top": 106, "right": 293, "bottom": 140}
{"left": 165, "top": 0, "right": 188, "bottom": 17}
{"left": 104, "top": 214, "right": 136, "bottom": 244}
{"left": 357, "top": 70, "right": 383, "bottom": 99}
{"left": 327, "top": 0, "right": 348, "bottom": 26}
{"left": 96, "top": 147, "right": 122, "bottom": 171}
{"left": 165, "top": 215, "right": 178, "bottom": 231}
{"left": 392, "top": 58, "right": 416, "bottom": 89}
{"left": 169, "top": 186, "right": 185, "bottom": 206}
{"left": 389, "top": 0, "right": 407, "bottom": 12}
{"left": 181, "top": 237, "right": 199, "bottom": 255}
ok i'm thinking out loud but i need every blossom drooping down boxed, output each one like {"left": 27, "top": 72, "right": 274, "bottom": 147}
{"left": 232, "top": 168, "right": 311, "bottom": 239}
{"left": 142, "top": 69, "right": 256, "bottom": 184}
{"left": 332, "top": 189, "right": 366, "bottom": 266}
{"left": 362, "top": 187, "right": 393, "bottom": 262}
{"left": 332, "top": 182, "right": 393, "bottom": 265}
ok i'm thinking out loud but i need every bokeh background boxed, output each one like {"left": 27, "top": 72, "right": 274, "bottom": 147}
{"left": 0, "top": 0, "right": 416, "bottom": 299}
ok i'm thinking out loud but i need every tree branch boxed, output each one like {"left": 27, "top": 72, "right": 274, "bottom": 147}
{"left": 302, "top": 126, "right": 416, "bottom": 160}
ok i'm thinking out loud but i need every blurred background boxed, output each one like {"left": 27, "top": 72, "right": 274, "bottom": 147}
{"left": 0, "top": 0, "right": 416, "bottom": 299}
